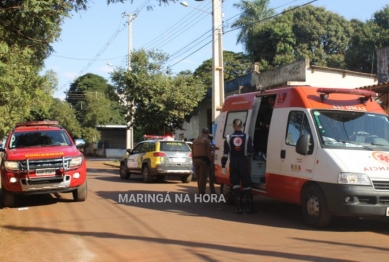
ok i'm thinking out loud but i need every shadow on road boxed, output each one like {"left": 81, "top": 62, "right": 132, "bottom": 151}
{"left": 2, "top": 223, "right": 376, "bottom": 262}
{"left": 1, "top": 191, "right": 74, "bottom": 209}
{"left": 94, "top": 186, "right": 389, "bottom": 234}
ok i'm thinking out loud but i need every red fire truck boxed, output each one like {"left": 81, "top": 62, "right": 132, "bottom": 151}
{"left": 0, "top": 120, "right": 87, "bottom": 207}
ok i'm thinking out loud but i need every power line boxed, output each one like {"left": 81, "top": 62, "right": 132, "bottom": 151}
{"left": 56, "top": 0, "right": 318, "bottom": 87}
{"left": 167, "top": 0, "right": 317, "bottom": 71}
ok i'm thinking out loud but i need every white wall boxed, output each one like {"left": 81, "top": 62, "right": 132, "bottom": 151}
{"left": 174, "top": 115, "right": 200, "bottom": 141}
{"left": 296, "top": 66, "right": 377, "bottom": 88}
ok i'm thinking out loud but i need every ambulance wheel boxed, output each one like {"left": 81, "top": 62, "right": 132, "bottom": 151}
{"left": 142, "top": 165, "right": 153, "bottom": 183}
{"left": 120, "top": 163, "right": 131, "bottom": 179}
{"left": 302, "top": 184, "right": 331, "bottom": 228}
{"left": 221, "top": 184, "right": 234, "bottom": 205}
{"left": 1, "top": 187, "right": 15, "bottom": 208}
{"left": 73, "top": 180, "right": 87, "bottom": 202}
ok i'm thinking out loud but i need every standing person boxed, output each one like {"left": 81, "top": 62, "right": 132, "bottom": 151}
{"left": 192, "top": 128, "right": 212, "bottom": 195}
{"left": 221, "top": 119, "right": 254, "bottom": 214}
{"left": 208, "top": 134, "right": 217, "bottom": 194}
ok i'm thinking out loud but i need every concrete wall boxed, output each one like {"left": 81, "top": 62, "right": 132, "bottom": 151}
{"left": 302, "top": 66, "right": 377, "bottom": 88}
{"left": 174, "top": 115, "right": 200, "bottom": 141}
{"left": 105, "top": 149, "right": 126, "bottom": 158}
{"left": 251, "top": 58, "right": 377, "bottom": 89}
{"left": 251, "top": 59, "right": 307, "bottom": 88}
{"left": 92, "top": 148, "right": 126, "bottom": 158}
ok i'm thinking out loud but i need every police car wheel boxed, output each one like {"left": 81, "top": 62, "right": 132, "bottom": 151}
{"left": 181, "top": 174, "right": 192, "bottom": 183}
{"left": 156, "top": 175, "right": 165, "bottom": 181}
{"left": 120, "top": 163, "right": 131, "bottom": 179}
{"left": 302, "top": 184, "right": 331, "bottom": 228}
{"left": 142, "top": 165, "right": 153, "bottom": 183}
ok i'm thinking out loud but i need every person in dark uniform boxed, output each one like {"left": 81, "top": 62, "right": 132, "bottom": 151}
{"left": 208, "top": 134, "right": 217, "bottom": 194}
{"left": 221, "top": 119, "right": 254, "bottom": 214}
{"left": 192, "top": 128, "right": 212, "bottom": 195}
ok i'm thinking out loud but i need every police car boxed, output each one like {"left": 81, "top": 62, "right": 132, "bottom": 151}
{"left": 120, "top": 135, "right": 193, "bottom": 183}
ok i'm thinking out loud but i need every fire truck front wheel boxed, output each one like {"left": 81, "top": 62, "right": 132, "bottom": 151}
{"left": 72, "top": 180, "right": 88, "bottom": 202}
{"left": 1, "top": 187, "right": 15, "bottom": 208}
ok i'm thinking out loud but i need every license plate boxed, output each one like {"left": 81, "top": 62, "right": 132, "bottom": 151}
{"left": 36, "top": 168, "right": 56, "bottom": 176}
{"left": 386, "top": 207, "right": 389, "bottom": 217}
{"left": 171, "top": 158, "right": 185, "bottom": 163}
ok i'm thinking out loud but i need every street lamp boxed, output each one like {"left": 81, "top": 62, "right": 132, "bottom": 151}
{"left": 180, "top": 1, "right": 212, "bottom": 14}
{"left": 180, "top": 0, "right": 224, "bottom": 124}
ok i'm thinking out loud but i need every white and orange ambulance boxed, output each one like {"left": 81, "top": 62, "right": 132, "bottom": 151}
{"left": 214, "top": 85, "right": 389, "bottom": 227}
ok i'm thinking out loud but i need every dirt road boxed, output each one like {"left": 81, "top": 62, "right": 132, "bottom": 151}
{"left": 1, "top": 159, "right": 389, "bottom": 261}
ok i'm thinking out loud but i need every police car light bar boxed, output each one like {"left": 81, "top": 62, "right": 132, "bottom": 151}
{"left": 143, "top": 135, "right": 174, "bottom": 141}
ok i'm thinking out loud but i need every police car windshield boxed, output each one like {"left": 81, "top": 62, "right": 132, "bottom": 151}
{"left": 312, "top": 110, "right": 389, "bottom": 149}
{"left": 9, "top": 130, "right": 72, "bottom": 148}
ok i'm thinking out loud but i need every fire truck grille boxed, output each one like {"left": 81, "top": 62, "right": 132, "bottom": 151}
{"left": 19, "top": 158, "right": 72, "bottom": 171}
{"left": 372, "top": 181, "right": 389, "bottom": 191}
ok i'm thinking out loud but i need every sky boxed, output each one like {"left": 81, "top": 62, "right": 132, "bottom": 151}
{"left": 42, "top": 0, "right": 389, "bottom": 100}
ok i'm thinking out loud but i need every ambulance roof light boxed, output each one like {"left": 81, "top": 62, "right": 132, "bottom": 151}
{"left": 317, "top": 88, "right": 377, "bottom": 103}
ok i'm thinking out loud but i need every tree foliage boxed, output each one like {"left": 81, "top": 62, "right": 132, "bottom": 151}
{"left": 231, "top": 0, "right": 274, "bottom": 46}
{"left": 345, "top": 5, "right": 389, "bottom": 73}
{"left": 66, "top": 73, "right": 126, "bottom": 126}
{"left": 246, "top": 5, "right": 353, "bottom": 71}
{"left": 111, "top": 49, "right": 207, "bottom": 134}
{"left": 49, "top": 98, "right": 82, "bottom": 138}
{"left": 244, "top": 4, "right": 389, "bottom": 74}
{"left": 0, "top": 0, "right": 173, "bottom": 139}
{"left": 193, "top": 51, "right": 252, "bottom": 87}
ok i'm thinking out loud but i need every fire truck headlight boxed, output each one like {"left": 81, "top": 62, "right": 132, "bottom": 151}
{"left": 338, "top": 173, "right": 371, "bottom": 185}
{"left": 4, "top": 161, "right": 19, "bottom": 171}
{"left": 69, "top": 156, "right": 83, "bottom": 168}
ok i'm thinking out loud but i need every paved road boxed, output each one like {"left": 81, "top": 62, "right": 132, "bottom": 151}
{"left": 1, "top": 160, "right": 389, "bottom": 261}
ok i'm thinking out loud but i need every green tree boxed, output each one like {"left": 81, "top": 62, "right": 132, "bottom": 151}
{"left": 193, "top": 51, "right": 252, "bottom": 87}
{"left": 345, "top": 6, "right": 389, "bottom": 73}
{"left": 246, "top": 5, "right": 353, "bottom": 71}
{"left": 0, "top": 0, "right": 89, "bottom": 139}
{"left": 111, "top": 49, "right": 207, "bottom": 134}
{"left": 80, "top": 127, "right": 101, "bottom": 145}
{"left": 1, "top": 0, "right": 173, "bottom": 138}
{"left": 49, "top": 99, "right": 82, "bottom": 139}
{"left": 66, "top": 73, "right": 126, "bottom": 125}
{"left": 231, "top": 0, "right": 274, "bottom": 46}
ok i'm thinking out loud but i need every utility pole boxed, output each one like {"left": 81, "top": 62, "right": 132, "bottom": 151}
{"left": 212, "top": 0, "right": 224, "bottom": 124}
{"left": 123, "top": 12, "right": 137, "bottom": 149}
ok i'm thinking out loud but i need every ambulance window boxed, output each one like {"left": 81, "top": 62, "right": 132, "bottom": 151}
{"left": 223, "top": 111, "right": 248, "bottom": 137}
{"left": 286, "top": 111, "right": 313, "bottom": 152}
